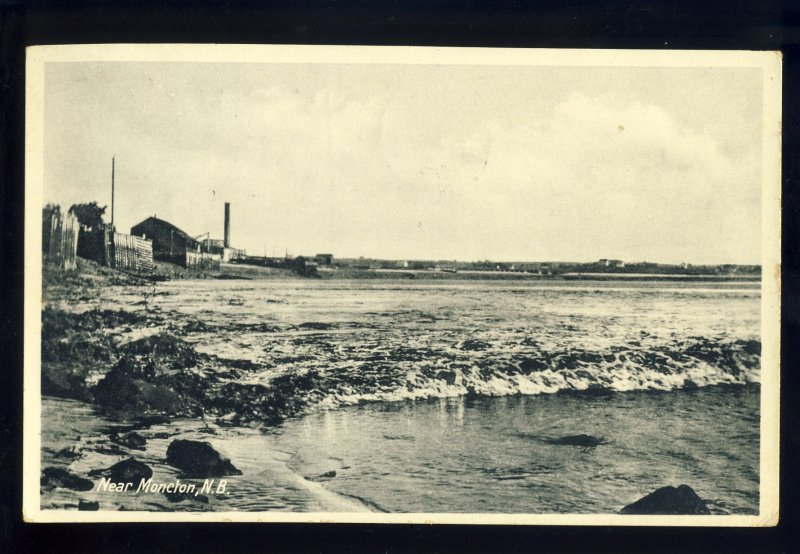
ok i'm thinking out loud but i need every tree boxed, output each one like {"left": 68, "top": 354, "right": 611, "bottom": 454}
{"left": 69, "top": 202, "right": 106, "bottom": 230}
{"left": 43, "top": 203, "right": 61, "bottom": 221}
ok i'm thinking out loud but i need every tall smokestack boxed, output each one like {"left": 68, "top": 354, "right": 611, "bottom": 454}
{"left": 224, "top": 202, "right": 231, "bottom": 248}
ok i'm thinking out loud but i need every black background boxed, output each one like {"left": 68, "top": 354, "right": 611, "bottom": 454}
{"left": 1, "top": 1, "right": 798, "bottom": 552}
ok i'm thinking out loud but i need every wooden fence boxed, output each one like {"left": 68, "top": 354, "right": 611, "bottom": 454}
{"left": 76, "top": 227, "right": 109, "bottom": 265}
{"left": 74, "top": 227, "right": 155, "bottom": 274}
{"left": 43, "top": 209, "right": 79, "bottom": 270}
{"left": 111, "top": 233, "right": 155, "bottom": 273}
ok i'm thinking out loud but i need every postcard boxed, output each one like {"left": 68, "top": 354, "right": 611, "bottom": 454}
{"left": 24, "top": 44, "right": 781, "bottom": 524}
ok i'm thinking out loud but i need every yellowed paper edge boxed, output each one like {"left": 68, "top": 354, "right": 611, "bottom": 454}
{"left": 23, "top": 44, "right": 782, "bottom": 525}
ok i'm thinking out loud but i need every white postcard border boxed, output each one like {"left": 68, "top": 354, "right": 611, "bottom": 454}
{"left": 23, "top": 44, "right": 782, "bottom": 525}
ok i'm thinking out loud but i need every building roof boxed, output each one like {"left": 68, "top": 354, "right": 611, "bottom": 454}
{"left": 131, "top": 216, "right": 198, "bottom": 245}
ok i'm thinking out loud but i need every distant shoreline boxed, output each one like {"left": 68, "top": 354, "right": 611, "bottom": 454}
{"left": 315, "top": 267, "right": 760, "bottom": 282}
{"left": 56, "top": 258, "right": 759, "bottom": 284}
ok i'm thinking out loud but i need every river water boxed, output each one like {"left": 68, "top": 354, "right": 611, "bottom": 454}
{"left": 42, "top": 278, "right": 761, "bottom": 514}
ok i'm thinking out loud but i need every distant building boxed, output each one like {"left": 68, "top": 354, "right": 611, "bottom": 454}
{"left": 224, "top": 248, "right": 246, "bottom": 262}
{"left": 203, "top": 238, "right": 225, "bottom": 250}
{"left": 598, "top": 258, "right": 625, "bottom": 268}
{"left": 131, "top": 216, "right": 199, "bottom": 260}
{"left": 293, "top": 256, "right": 319, "bottom": 277}
{"left": 195, "top": 202, "right": 245, "bottom": 262}
{"left": 314, "top": 253, "right": 334, "bottom": 265}
{"left": 201, "top": 240, "right": 245, "bottom": 262}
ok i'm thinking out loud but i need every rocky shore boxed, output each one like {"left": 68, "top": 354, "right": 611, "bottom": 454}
{"left": 42, "top": 260, "right": 324, "bottom": 424}
{"left": 40, "top": 400, "right": 244, "bottom": 512}
{"left": 40, "top": 261, "right": 321, "bottom": 511}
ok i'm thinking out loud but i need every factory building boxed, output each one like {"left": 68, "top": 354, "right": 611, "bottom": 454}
{"left": 131, "top": 202, "right": 245, "bottom": 268}
{"left": 130, "top": 216, "right": 221, "bottom": 270}
{"left": 199, "top": 202, "right": 245, "bottom": 262}
{"left": 131, "top": 216, "right": 199, "bottom": 262}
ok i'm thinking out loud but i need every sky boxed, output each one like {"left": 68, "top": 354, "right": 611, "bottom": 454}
{"left": 43, "top": 61, "right": 764, "bottom": 264}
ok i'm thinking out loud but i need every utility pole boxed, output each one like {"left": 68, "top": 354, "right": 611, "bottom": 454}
{"left": 111, "top": 156, "right": 115, "bottom": 231}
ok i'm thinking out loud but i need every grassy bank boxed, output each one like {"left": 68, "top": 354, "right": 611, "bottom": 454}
{"left": 151, "top": 260, "right": 299, "bottom": 281}
{"left": 43, "top": 257, "right": 151, "bottom": 306}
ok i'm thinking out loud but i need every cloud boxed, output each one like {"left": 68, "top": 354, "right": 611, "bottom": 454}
{"left": 371, "top": 92, "right": 759, "bottom": 261}
{"left": 43, "top": 64, "right": 762, "bottom": 263}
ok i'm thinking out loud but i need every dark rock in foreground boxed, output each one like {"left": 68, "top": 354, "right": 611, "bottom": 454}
{"left": 459, "top": 339, "right": 490, "bottom": 351}
{"left": 131, "top": 415, "right": 172, "bottom": 429}
{"left": 54, "top": 446, "right": 82, "bottom": 459}
{"left": 89, "top": 458, "right": 153, "bottom": 483}
{"left": 93, "top": 369, "right": 182, "bottom": 415}
{"left": 41, "top": 467, "right": 95, "bottom": 491}
{"left": 544, "top": 434, "right": 607, "bottom": 447}
{"left": 166, "top": 439, "right": 242, "bottom": 478}
{"left": 78, "top": 500, "right": 99, "bottom": 511}
{"left": 92, "top": 444, "right": 128, "bottom": 456}
{"left": 620, "top": 485, "right": 711, "bottom": 515}
{"left": 110, "top": 431, "right": 147, "bottom": 450}
{"left": 313, "top": 470, "right": 336, "bottom": 480}
{"left": 298, "top": 321, "right": 334, "bottom": 330}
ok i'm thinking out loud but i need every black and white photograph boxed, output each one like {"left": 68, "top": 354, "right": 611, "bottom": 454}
{"left": 23, "top": 45, "right": 781, "bottom": 524}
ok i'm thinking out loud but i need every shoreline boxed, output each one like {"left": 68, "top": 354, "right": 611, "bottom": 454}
{"left": 40, "top": 396, "right": 373, "bottom": 513}
{"left": 313, "top": 264, "right": 760, "bottom": 282}
{"left": 40, "top": 383, "right": 760, "bottom": 513}
{"left": 55, "top": 256, "right": 760, "bottom": 284}
{"left": 38, "top": 259, "right": 761, "bottom": 514}
{"left": 316, "top": 267, "right": 760, "bottom": 282}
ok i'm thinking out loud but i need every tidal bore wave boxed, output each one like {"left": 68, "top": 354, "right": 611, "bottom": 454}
{"left": 50, "top": 280, "right": 762, "bottom": 427}
{"left": 202, "top": 336, "right": 760, "bottom": 424}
